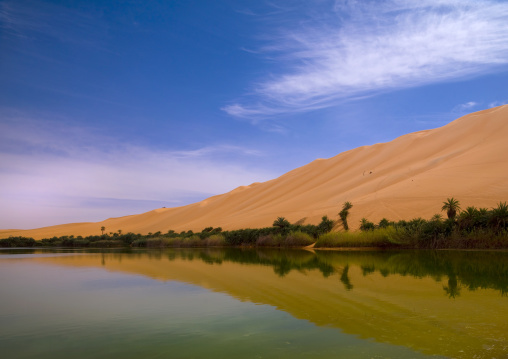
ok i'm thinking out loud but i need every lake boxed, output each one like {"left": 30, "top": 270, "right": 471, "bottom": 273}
{"left": 1, "top": 248, "right": 507, "bottom": 358}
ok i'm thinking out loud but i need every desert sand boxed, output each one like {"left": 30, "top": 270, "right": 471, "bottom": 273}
{"left": 2, "top": 105, "right": 507, "bottom": 239}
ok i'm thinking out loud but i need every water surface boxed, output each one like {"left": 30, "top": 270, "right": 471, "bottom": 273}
{"left": 1, "top": 248, "right": 507, "bottom": 358}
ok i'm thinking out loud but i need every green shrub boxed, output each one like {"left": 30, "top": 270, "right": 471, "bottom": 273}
{"left": 72, "top": 239, "right": 90, "bottom": 247}
{"left": 256, "top": 234, "right": 283, "bottom": 247}
{"left": 283, "top": 231, "right": 314, "bottom": 247}
{"left": 315, "top": 227, "right": 398, "bottom": 248}
{"left": 182, "top": 235, "right": 203, "bottom": 247}
{"left": 203, "top": 234, "right": 226, "bottom": 246}
{"left": 359, "top": 218, "right": 376, "bottom": 231}
{"left": 131, "top": 238, "right": 147, "bottom": 247}
{"left": 0, "top": 236, "right": 36, "bottom": 247}
{"left": 89, "top": 240, "right": 123, "bottom": 248}
{"left": 147, "top": 237, "right": 177, "bottom": 247}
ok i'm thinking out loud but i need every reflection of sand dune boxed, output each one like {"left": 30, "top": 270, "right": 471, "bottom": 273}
{"left": 3, "top": 105, "right": 508, "bottom": 239}
{"left": 32, "top": 251, "right": 508, "bottom": 358}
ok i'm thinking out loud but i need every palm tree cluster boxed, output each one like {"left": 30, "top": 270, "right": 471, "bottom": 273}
{"left": 455, "top": 201, "right": 508, "bottom": 233}
{"left": 386, "top": 199, "right": 508, "bottom": 248}
{"left": 438, "top": 198, "right": 508, "bottom": 231}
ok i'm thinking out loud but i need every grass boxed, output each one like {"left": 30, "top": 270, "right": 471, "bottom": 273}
{"left": 143, "top": 234, "right": 226, "bottom": 248}
{"left": 256, "top": 231, "right": 314, "bottom": 247}
{"left": 314, "top": 227, "right": 402, "bottom": 248}
{"left": 203, "top": 234, "right": 226, "bottom": 246}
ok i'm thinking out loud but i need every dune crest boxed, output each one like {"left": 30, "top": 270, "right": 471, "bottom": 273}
{"left": 2, "top": 105, "right": 508, "bottom": 239}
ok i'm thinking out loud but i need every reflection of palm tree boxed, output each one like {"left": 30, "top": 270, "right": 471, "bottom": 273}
{"left": 441, "top": 198, "right": 461, "bottom": 220}
{"left": 273, "top": 258, "right": 292, "bottom": 277}
{"left": 443, "top": 274, "right": 460, "bottom": 298}
{"left": 340, "top": 264, "right": 354, "bottom": 291}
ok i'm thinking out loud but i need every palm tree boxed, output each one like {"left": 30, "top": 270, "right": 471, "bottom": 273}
{"left": 431, "top": 214, "right": 443, "bottom": 222}
{"left": 477, "top": 207, "right": 490, "bottom": 228}
{"left": 318, "top": 215, "right": 335, "bottom": 234}
{"left": 378, "top": 218, "right": 390, "bottom": 228}
{"left": 458, "top": 206, "right": 479, "bottom": 230}
{"left": 100, "top": 226, "right": 105, "bottom": 235}
{"left": 360, "top": 218, "right": 375, "bottom": 231}
{"left": 339, "top": 201, "right": 353, "bottom": 231}
{"left": 273, "top": 217, "right": 291, "bottom": 230}
{"left": 441, "top": 198, "right": 461, "bottom": 220}
{"left": 489, "top": 202, "right": 508, "bottom": 231}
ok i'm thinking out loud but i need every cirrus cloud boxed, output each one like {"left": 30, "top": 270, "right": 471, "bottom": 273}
{"left": 224, "top": 0, "right": 508, "bottom": 119}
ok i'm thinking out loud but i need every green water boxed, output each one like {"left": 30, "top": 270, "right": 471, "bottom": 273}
{"left": 1, "top": 248, "right": 507, "bottom": 358}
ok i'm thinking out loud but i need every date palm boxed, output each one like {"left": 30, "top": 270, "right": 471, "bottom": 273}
{"left": 318, "top": 215, "right": 335, "bottom": 233}
{"left": 489, "top": 202, "right": 508, "bottom": 231}
{"left": 359, "top": 218, "right": 375, "bottom": 231}
{"left": 273, "top": 217, "right": 290, "bottom": 230}
{"left": 339, "top": 201, "right": 353, "bottom": 231}
{"left": 441, "top": 198, "right": 461, "bottom": 220}
{"left": 431, "top": 214, "right": 443, "bottom": 222}
{"left": 458, "top": 206, "right": 479, "bottom": 230}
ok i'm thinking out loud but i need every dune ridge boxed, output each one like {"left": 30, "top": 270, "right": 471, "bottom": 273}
{"left": 2, "top": 105, "right": 508, "bottom": 239}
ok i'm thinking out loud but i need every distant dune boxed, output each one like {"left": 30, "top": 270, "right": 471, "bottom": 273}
{"left": 2, "top": 105, "right": 508, "bottom": 240}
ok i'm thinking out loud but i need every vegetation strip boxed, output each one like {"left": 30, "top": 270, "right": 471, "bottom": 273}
{"left": 2, "top": 199, "right": 508, "bottom": 249}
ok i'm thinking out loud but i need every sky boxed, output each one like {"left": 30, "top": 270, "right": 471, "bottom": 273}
{"left": 1, "top": 0, "right": 508, "bottom": 229}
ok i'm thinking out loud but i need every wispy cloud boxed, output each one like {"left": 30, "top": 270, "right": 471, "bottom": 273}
{"left": 172, "top": 145, "right": 263, "bottom": 158}
{"left": 453, "top": 101, "right": 479, "bottom": 113}
{"left": 0, "top": 112, "right": 275, "bottom": 228}
{"left": 488, "top": 100, "right": 508, "bottom": 108}
{"left": 225, "top": 0, "right": 508, "bottom": 118}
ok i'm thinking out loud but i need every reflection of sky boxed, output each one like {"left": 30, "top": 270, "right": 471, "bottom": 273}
{"left": 0, "top": 253, "right": 87, "bottom": 259}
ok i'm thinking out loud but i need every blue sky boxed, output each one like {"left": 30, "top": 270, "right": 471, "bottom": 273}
{"left": 1, "top": 0, "right": 508, "bottom": 229}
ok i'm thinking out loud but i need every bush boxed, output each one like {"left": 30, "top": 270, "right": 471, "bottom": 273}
{"left": 89, "top": 240, "right": 123, "bottom": 248}
{"left": 72, "top": 239, "right": 90, "bottom": 247}
{"left": 203, "top": 234, "right": 226, "bottom": 246}
{"left": 131, "top": 238, "right": 148, "bottom": 247}
{"left": 224, "top": 228, "right": 273, "bottom": 246}
{"left": 256, "top": 234, "right": 283, "bottom": 247}
{"left": 146, "top": 237, "right": 177, "bottom": 247}
{"left": 182, "top": 235, "right": 203, "bottom": 247}
{"left": 315, "top": 227, "right": 398, "bottom": 248}
{"left": 283, "top": 231, "right": 314, "bottom": 247}
{"left": 359, "top": 218, "right": 375, "bottom": 231}
{"left": 0, "top": 236, "right": 36, "bottom": 247}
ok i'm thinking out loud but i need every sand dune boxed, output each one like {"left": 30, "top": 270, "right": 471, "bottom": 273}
{"left": 2, "top": 105, "right": 508, "bottom": 239}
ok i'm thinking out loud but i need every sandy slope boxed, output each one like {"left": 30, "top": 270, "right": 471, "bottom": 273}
{"left": 2, "top": 105, "right": 508, "bottom": 239}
